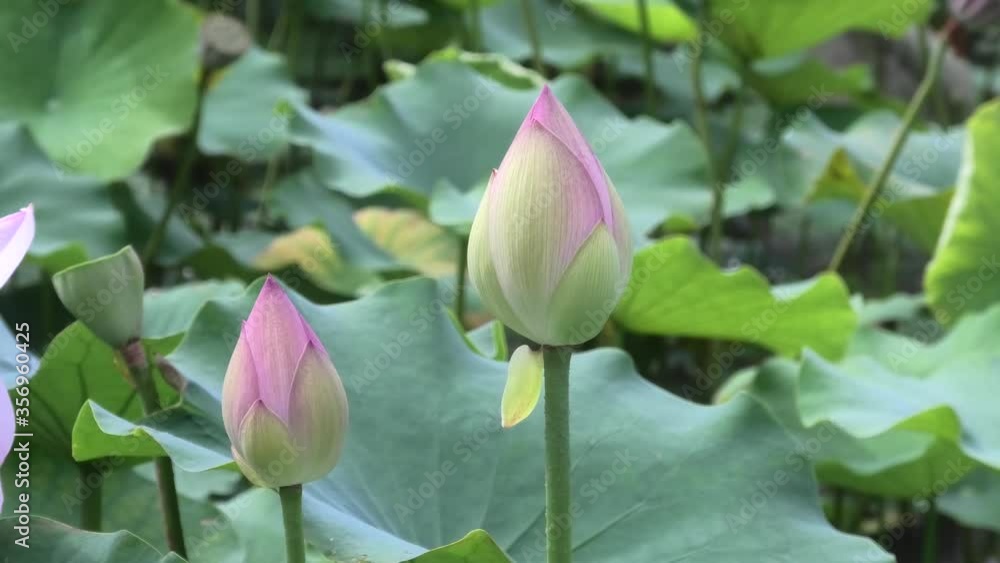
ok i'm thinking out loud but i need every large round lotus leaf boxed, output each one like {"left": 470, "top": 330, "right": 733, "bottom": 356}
{"left": 0, "top": 0, "right": 200, "bottom": 179}
{"left": 75, "top": 277, "right": 890, "bottom": 562}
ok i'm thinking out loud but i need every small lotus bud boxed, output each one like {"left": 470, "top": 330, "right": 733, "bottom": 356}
{"left": 0, "top": 204, "right": 35, "bottom": 288}
{"left": 501, "top": 345, "right": 544, "bottom": 429}
{"left": 222, "top": 276, "right": 349, "bottom": 488}
{"left": 467, "top": 86, "right": 633, "bottom": 346}
{"left": 52, "top": 246, "right": 145, "bottom": 349}
{"left": 951, "top": 0, "right": 1000, "bottom": 28}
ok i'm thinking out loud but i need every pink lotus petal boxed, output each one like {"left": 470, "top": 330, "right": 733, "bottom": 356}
{"left": 302, "top": 318, "right": 328, "bottom": 357}
{"left": 221, "top": 324, "right": 262, "bottom": 442}
{"left": 0, "top": 205, "right": 35, "bottom": 288}
{"left": 520, "top": 87, "right": 614, "bottom": 228}
{"left": 243, "top": 276, "right": 309, "bottom": 421}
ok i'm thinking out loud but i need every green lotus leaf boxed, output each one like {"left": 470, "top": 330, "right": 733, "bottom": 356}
{"left": 615, "top": 237, "right": 857, "bottom": 358}
{"left": 73, "top": 277, "right": 888, "bottom": 562}
{"left": 0, "top": 0, "right": 200, "bottom": 179}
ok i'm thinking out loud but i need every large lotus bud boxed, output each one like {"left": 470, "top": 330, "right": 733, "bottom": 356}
{"left": 951, "top": 0, "right": 1000, "bottom": 28}
{"left": 222, "top": 276, "right": 349, "bottom": 488}
{"left": 467, "top": 86, "right": 633, "bottom": 346}
{"left": 0, "top": 205, "right": 35, "bottom": 288}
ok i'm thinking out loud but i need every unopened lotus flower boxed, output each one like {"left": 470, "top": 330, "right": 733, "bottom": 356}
{"left": 222, "top": 276, "right": 349, "bottom": 488}
{"left": 468, "top": 86, "right": 632, "bottom": 346}
{"left": 0, "top": 204, "right": 34, "bottom": 511}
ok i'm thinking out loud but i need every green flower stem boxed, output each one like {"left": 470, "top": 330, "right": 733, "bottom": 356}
{"left": 690, "top": 0, "right": 724, "bottom": 262}
{"left": 286, "top": 0, "right": 306, "bottom": 71}
{"left": 122, "top": 341, "right": 187, "bottom": 558}
{"left": 922, "top": 498, "right": 938, "bottom": 563}
{"left": 543, "top": 346, "right": 572, "bottom": 563}
{"left": 360, "top": 0, "right": 378, "bottom": 87}
{"left": 468, "top": 0, "right": 483, "bottom": 51}
{"left": 142, "top": 71, "right": 208, "bottom": 270}
{"left": 455, "top": 235, "right": 469, "bottom": 326}
{"left": 256, "top": 154, "right": 283, "bottom": 225}
{"left": 280, "top": 484, "right": 307, "bottom": 563}
{"left": 78, "top": 461, "right": 103, "bottom": 531}
{"left": 637, "top": 0, "right": 656, "bottom": 114}
{"left": 720, "top": 91, "right": 745, "bottom": 177}
{"left": 153, "top": 457, "right": 186, "bottom": 556}
{"left": 828, "top": 21, "right": 955, "bottom": 273}
{"left": 141, "top": 139, "right": 196, "bottom": 268}
{"left": 518, "top": 0, "right": 544, "bottom": 75}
